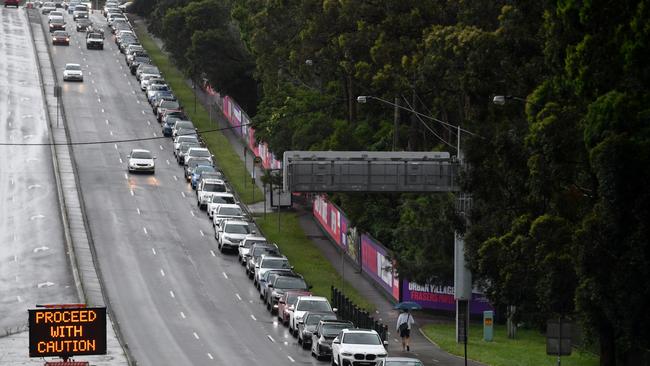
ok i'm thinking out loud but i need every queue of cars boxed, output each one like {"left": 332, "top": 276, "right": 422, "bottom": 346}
{"left": 38, "top": 5, "right": 420, "bottom": 366}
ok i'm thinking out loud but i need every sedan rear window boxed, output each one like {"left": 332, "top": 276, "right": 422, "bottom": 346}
{"left": 261, "top": 258, "right": 290, "bottom": 269}
{"left": 219, "top": 207, "right": 242, "bottom": 216}
{"left": 211, "top": 196, "right": 235, "bottom": 204}
{"left": 202, "top": 183, "right": 226, "bottom": 192}
{"left": 191, "top": 149, "right": 211, "bottom": 158}
{"left": 161, "top": 101, "right": 180, "bottom": 109}
{"left": 297, "top": 300, "right": 332, "bottom": 312}
{"left": 274, "top": 277, "right": 307, "bottom": 290}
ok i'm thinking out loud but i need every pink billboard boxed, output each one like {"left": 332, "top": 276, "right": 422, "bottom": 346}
{"left": 361, "top": 234, "right": 400, "bottom": 301}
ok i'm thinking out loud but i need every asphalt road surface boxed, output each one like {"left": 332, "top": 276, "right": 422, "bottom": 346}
{"left": 39, "top": 10, "right": 324, "bottom": 366}
{"left": 0, "top": 6, "right": 77, "bottom": 333}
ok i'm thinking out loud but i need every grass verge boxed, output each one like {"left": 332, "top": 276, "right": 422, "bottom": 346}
{"left": 132, "top": 24, "right": 262, "bottom": 204}
{"left": 422, "top": 323, "right": 599, "bottom": 366}
{"left": 256, "top": 212, "right": 375, "bottom": 313}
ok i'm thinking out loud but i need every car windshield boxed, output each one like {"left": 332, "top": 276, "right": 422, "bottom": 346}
{"left": 188, "top": 158, "right": 211, "bottom": 168}
{"left": 194, "top": 166, "right": 215, "bottom": 175}
{"left": 322, "top": 323, "right": 353, "bottom": 337}
{"left": 51, "top": 19, "right": 64, "bottom": 24}
{"left": 176, "top": 136, "right": 198, "bottom": 144}
{"left": 131, "top": 151, "right": 151, "bottom": 159}
{"left": 161, "top": 101, "right": 180, "bottom": 109}
{"left": 243, "top": 240, "right": 266, "bottom": 248}
{"left": 342, "top": 333, "right": 381, "bottom": 345}
{"left": 261, "top": 258, "right": 290, "bottom": 269}
{"left": 211, "top": 196, "right": 235, "bottom": 204}
{"left": 385, "top": 361, "right": 424, "bottom": 366}
{"left": 274, "top": 277, "right": 307, "bottom": 289}
{"left": 297, "top": 300, "right": 332, "bottom": 312}
{"left": 253, "top": 247, "right": 279, "bottom": 258}
{"left": 66, "top": 65, "right": 81, "bottom": 71}
{"left": 191, "top": 150, "right": 211, "bottom": 158}
{"left": 203, "top": 183, "right": 225, "bottom": 192}
{"left": 54, "top": 31, "right": 68, "bottom": 36}
{"left": 286, "top": 294, "right": 302, "bottom": 306}
{"left": 176, "top": 122, "right": 194, "bottom": 129}
{"left": 225, "top": 224, "right": 250, "bottom": 234}
{"left": 142, "top": 66, "right": 159, "bottom": 74}
{"left": 306, "top": 314, "right": 335, "bottom": 325}
{"left": 180, "top": 143, "right": 199, "bottom": 152}
{"left": 219, "top": 207, "right": 242, "bottom": 216}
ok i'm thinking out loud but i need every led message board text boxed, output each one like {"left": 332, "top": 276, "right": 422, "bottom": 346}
{"left": 29, "top": 307, "right": 107, "bottom": 357}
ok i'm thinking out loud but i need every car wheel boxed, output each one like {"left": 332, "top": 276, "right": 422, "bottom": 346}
{"left": 302, "top": 340, "right": 309, "bottom": 350}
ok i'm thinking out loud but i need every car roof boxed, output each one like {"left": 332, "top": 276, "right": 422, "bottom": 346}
{"left": 223, "top": 219, "right": 249, "bottom": 226}
{"left": 260, "top": 254, "right": 287, "bottom": 260}
{"left": 131, "top": 149, "right": 151, "bottom": 153}
{"left": 297, "top": 296, "right": 328, "bottom": 302}
{"left": 211, "top": 192, "right": 234, "bottom": 197}
{"left": 385, "top": 357, "right": 424, "bottom": 362}
{"left": 201, "top": 178, "right": 224, "bottom": 184}
{"left": 216, "top": 203, "right": 241, "bottom": 209}
{"left": 320, "top": 319, "right": 353, "bottom": 324}
{"left": 342, "top": 328, "right": 377, "bottom": 334}
{"left": 65, "top": 63, "right": 81, "bottom": 67}
{"left": 243, "top": 236, "right": 266, "bottom": 241}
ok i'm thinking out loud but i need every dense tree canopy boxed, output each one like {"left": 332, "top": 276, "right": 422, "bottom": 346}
{"left": 133, "top": 0, "right": 650, "bottom": 363}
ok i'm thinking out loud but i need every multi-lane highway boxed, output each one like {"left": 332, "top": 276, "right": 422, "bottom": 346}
{"left": 36, "top": 9, "right": 323, "bottom": 366}
{"left": 0, "top": 7, "right": 77, "bottom": 332}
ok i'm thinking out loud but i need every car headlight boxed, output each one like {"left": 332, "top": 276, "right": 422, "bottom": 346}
{"left": 341, "top": 352, "right": 353, "bottom": 357}
{"left": 295, "top": 315, "right": 303, "bottom": 321}
{"left": 377, "top": 353, "right": 387, "bottom": 358}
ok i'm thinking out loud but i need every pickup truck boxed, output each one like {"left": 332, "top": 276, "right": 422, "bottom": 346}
{"left": 85, "top": 31, "right": 104, "bottom": 50}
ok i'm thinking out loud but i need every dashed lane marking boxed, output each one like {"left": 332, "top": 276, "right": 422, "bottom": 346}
{"left": 222, "top": 272, "right": 228, "bottom": 279}
{"left": 210, "top": 250, "right": 216, "bottom": 257}
{"left": 170, "top": 290, "right": 175, "bottom": 298}
{"left": 193, "top": 332, "right": 200, "bottom": 340}
{"left": 152, "top": 248, "right": 157, "bottom": 255}
{"left": 207, "top": 353, "right": 213, "bottom": 360}
{"left": 180, "top": 311, "right": 186, "bottom": 319}
{"left": 236, "top": 293, "right": 242, "bottom": 301}
{"left": 160, "top": 269, "right": 165, "bottom": 277}
{"left": 287, "top": 356, "right": 295, "bottom": 363}
{"left": 250, "top": 314, "right": 257, "bottom": 321}
{"left": 143, "top": 227, "right": 148, "bottom": 235}
{"left": 266, "top": 335, "right": 275, "bottom": 343}
{"left": 199, "top": 230, "right": 205, "bottom": 237}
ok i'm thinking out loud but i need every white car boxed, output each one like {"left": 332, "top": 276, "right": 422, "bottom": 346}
{"left": 196, "top": 178, "right": 226, "bottom": 209}
{"left": 289, "top": 296, "right": 334, "bottom": 336}
{"left": 48, "top": 11, "right": 64, "bottom": 22}
{"left": 216, "top": 219, "right": 253, "bottom": 252}
{"left": 331, "top": 329, "right": 388, "bottom": 366}
{"left": 206, "top": 193, "right": 237, "bottom": 218}
{"left": 173, "top": 135, "right": 199, "bottom": 156}
{"left": 254, "top": 255, "right": 291, "bottom": 289}
{"left": 238, "top": 236, "right": 267, "bottom": 264}
{"left": 186, "top": 147, "right": 213, "bottom": 166}
{"left": 63, "top": 63, "right": 83, "bottom": 82}
{"left": 211, "top": 203, "right": 245, "bottom": 228}
{"left": 41, "top": 2, "right": 57, "bottom": 14}
{"left": 127, "top": 149, "right": 155, "bottom": 173}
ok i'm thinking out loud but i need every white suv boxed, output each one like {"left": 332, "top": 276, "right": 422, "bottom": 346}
{"left": 212, "top": 203, "right": 245, "bottom": 228}
{"left": 289, "top": 296, "right": 334, "bottom": 336}
{"left": 331, "top": 329, "right": 387, "bottom": 366}
{"left": 216, "top": 219, "right": 253, "bottom": 252}
{"left": 196, "top": 178, "right": 226, "bottom": 209}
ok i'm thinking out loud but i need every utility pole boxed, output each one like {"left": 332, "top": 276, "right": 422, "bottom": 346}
{"left": 393, "top": 97, "right": 399, "bottom": 151}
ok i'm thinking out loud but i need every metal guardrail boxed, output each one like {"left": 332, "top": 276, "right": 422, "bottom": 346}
{"left": 331, "top": 286, "right": 389, "bottom": 341}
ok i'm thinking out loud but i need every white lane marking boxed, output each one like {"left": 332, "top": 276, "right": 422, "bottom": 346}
{"left": 147, "top": 120, "right": 151, "bottom": 126}
{"left": 235, "top": 293, "right": 242, "bottom": 301}
{"left": 101, "top": 108, "right": 104, "bottom": 113}
{"left": 141, "top": 110, "right": 145, "bottom": 114}
{"left": 95, "top": 89, "right": 98, "bottom": 93}
{"left": 30, "top": 215, "right": 45, "bottom": 220}
{"left": 137, "top": 208, "right": 141, "bottom": 215}
{"left": 160, "top": 269, "right": 165, "bottom": 277}
{"left": 190, "top": 211, "right": 195, "bottom": 217}
{"left": 17, "top": 296, "right": 23, "bottom": 303}
{"left": 124, "top": 173, "right": 128, "bottom": 180}
{"left": 153, "top": 132, "right": 158, "bottom": 137}
{"left": 152, "top": 248, "right": 157, "bottom": 255}
{"left": 28, "top": 184, "right": 41, "bottom": 189}
{"left": 193, "top": 332, "right": 200, "bottom": 340}
{"left": 169, "top": 290, "right": 175, "bottom": 298}
{"left": 10, "top": 178, "right": 14, "bottom": 185}
{"left": 287, "top": 356, "right": 295, "bottom": 363}
{"left": 137, "top": 100, "right": 141, "bottom": 104}
{"left": 37, "top": 281, "right": 55, "bottom": 288}
{"left": 266, "top": 335, "right": 275, "bottom": 343}
{"left": 91, "top": 80, "right": 95, "bottom": 84}
{"left": 207, "top": 353, "right": 214, "bottom": 360}
{"left": 250, "top": 314, "right": 257, "bottom": 321}
{"left": 210, "top": 250, "right": 216, "bottom": 257}
{"left": 97, "top": 98, "right": 101, "bottom": 103}
{"left": 432, "top": 359, "right": 440, "bottom": 363}
{"left": 105, "top": 119, "right": 109, "bottom": 125}
{"left": 159, "top": 145, "right": 164, "bottom": 150}
{"left": 166, "top": 159, "right": 170, "bottom": 165}
{"left": 33, "top": 246, "right": 50, "bottom": 253}
{"left": 130, "top": 189, "right": 134, "bottom": 196}
{"left": 143, "top": 227, "right": 148, "bottom": 235}
{"left": 199, "top": 230, "right": 205, "bottom": 237}
{"left": 114, "top": 144, "right": 118, "bottom": 149}
{"left": 14, "top": 255, "right": 17, "bottom": 262}
{"left": 110, "top": 131, "right": 114, "bottom": 136}
{"left": 181, "top": 192, "right": 186, "bottom": 198}
{"left": 222, "top": 272, "right": 228, "bottom": 279}
{"left": 180, "top": 311, "right": 186, "bottom": 319}
{"left": 173, "top": 176, "right": 178, "bottom": 181}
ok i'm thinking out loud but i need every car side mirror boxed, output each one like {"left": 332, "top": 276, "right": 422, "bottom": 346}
{"left": 255, "top": 264, "right": 259, "bottom": 269}
{"left": 383, "top": 340, "right": 389, "bottom": 346}
{"left": 332, "top": 308, "right": 338, "bottom": 313}
{"left": 314, "top": 331, "right": 319, "bottom": 337}
{"left": 308, "top": 285, "right": 313, "bottom": 290}
{"left": 267, "top": 284, "right": 273, "bottom": 288}
{"left": 332, "top": 338, "right": 340, "bottom": 344}
{"left": 288, "top": 305, "right": 294, "bottom": 311}
{"left": 298, "top": 320, "right": 304, "bottom": 324}
{"left": 251, "top": 230, "right": 257, "bottom": 235}
{"left": 126, "top": 155, "right": 131, "bottom": 158}
{"left": 279, "top": 300, "right": 285, "bottom": 304}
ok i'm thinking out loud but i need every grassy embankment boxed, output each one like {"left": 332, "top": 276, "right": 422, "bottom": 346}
{"left": 422, "top": 323, "right": 599, "bottom": 366}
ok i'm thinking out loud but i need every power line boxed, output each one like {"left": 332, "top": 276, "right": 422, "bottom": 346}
{"left": 400, "top": 95, "right": 458, "bottom": 151}
{"left": 0, "top": 123, "right": 251, "bottom": 147}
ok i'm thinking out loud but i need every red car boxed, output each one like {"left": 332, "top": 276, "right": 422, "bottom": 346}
{"left": 4, "top": 0, "right": 20, "bottom": 8}
{"left": 277, "top": 290, "right": 311, "bottom": 326}
{"left": 51, "top": 31, "right": 70, "bottom": 46}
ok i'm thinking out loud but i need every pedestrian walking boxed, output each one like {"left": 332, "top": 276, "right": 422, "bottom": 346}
{"left": 396, "top": 309, "right": 415, "bottom": 351}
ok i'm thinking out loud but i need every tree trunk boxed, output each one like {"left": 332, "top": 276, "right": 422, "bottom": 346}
{"left": 507, "top": 305, "right": 517, "bottom": 339}
{"left": 599, "top": 322, "right": 616, "bottom": 366}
